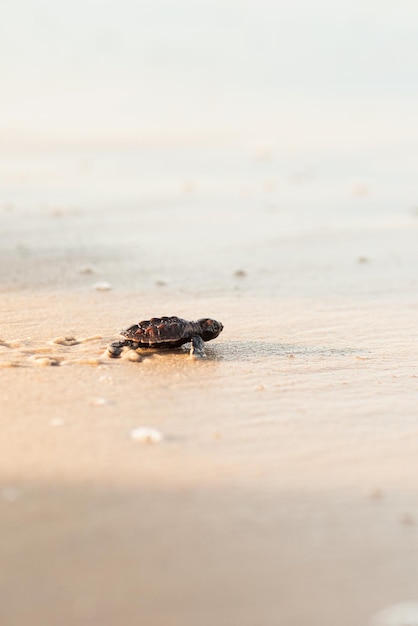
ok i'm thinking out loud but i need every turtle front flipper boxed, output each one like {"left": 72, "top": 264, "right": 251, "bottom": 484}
{"left": 190, "top": 335, "right": 206, "bottom": 359}
{"left": 108, "top": 339, "right": 139, "bottom": 358}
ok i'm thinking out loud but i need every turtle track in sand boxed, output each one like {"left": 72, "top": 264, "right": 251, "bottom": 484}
{"left": 0, "top": 334, "right": 105, "bottom": 368}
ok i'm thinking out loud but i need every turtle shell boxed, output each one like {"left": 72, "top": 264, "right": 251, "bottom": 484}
{"left": 120, "top": 316, "right": 190, "bottom": 348}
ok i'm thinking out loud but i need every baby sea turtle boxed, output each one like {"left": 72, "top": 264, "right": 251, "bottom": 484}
{"left": 108, "top": 316, "right": 223, "bottom": 359}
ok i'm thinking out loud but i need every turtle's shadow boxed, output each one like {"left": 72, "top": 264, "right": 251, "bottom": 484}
{"left": 207, "top": 340, "right": 361, "bottom": 362}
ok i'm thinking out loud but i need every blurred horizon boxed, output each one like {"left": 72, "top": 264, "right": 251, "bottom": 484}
{"left": 1, "top": 0, "right": 418, "bottom": 154}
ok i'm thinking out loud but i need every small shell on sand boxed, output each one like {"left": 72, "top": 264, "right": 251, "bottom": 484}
{"left": 368, "top": 488, "right": 383, "bottom": 501}
{"left": 0, "top": 361, "right": 18, "bottom": 368}
{"left": 49, "top": 336, "right": 79, "bottom": 346}
{"left": 130, "top": 427, "right": 163, "bottom": 444}
{"left": 92, "top": 281, "right": 112, "bottom": 291}
{"left": 400, "top": 512, "right": 416, "bottom": 526}
{"left": 357, "top": 255, "right": 370, "bottom": 264}
{"left": 90, "top": 397, "right": 108, "bottom": 406}
{"left": 234, "top": 269, "right": 247, "bottom": 278}
{"left": 99, "top": 374, "right": 113, "bottom": 383}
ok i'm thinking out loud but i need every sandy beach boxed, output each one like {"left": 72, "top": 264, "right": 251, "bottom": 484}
{"left": 2, "top": 1, "right": 418, "bottom": 624}
{"left": 1, "top": 140, "right": 418, "bottom": 626}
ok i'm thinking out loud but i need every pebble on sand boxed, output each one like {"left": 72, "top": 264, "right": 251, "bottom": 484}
{"left": 368, "top": 488, "right": 384, "bottom": 501}
{"left": 130, "top": 427, "right": 163, "bottom": 444}
{"left": 400, "top": 512, "right": 416, "bottom": 526}
{"left": 234, "top": 269, "right": 247, "bottom": 278}
{"left": 357, "top": 256, "right": 370, "bottom": 264}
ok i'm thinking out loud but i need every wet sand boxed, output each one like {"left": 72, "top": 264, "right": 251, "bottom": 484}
{"left": 1, "top": 144, "right": 418, "bottom": 626}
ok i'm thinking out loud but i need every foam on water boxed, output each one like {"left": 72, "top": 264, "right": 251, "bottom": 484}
{"left": 371, "top": 602, "right": 418, "bottom": 626}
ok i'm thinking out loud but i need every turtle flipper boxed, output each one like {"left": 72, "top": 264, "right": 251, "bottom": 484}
{"left": 108, "top": 339, "right": 138, "bottom": 358}
{"left": 190, "top": 335, "right": 206, "bottom": 359}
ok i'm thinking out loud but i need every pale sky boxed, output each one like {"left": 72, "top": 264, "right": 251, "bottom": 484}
{"left": 1, "top": 0, "right": 417, "bottom": 148}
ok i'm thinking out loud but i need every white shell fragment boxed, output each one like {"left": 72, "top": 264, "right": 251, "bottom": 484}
{"left": 130, "top": 427, "right": 163, "bottom": 444}
{"left": 370, "top": 602, "right": 418, "bottom": 626}
{"left": 92, "top": 281, "right": 112, "bottom": 291}
{"left": 90, "top": 397, "right": 108, "bottom": 406}
{"left": 98, "top": 375, "right": 113, "bottom": 384}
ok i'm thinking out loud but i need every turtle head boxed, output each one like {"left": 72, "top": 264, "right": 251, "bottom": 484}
{"left": 197, "top": 318, "right": 223, "bottom": 342}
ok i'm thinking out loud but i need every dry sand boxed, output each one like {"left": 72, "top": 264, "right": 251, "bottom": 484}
{"left": 1, "top": 144, "right": 418, "bottom": 626}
